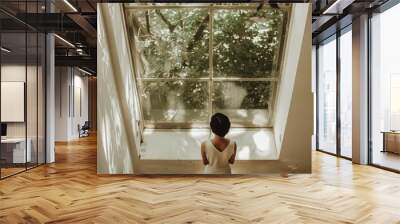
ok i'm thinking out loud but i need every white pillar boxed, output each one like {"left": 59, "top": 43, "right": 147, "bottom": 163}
{"left": 46, "top": 32, "right": 55, "bottom": 163}
{"left": 312, "top": 45, "right": 317, "bottom": 151}
{"left": 352, "top": 14, "right": 369, "bottom": 164}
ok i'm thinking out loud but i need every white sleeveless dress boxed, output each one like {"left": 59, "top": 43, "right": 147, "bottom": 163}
{"left": 203, "top": 140, "right": 235, "bottom": 174}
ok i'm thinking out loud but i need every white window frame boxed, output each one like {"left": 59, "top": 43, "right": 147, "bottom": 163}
{"left": 124, "top": 4, "right": 290, "bottom": 129}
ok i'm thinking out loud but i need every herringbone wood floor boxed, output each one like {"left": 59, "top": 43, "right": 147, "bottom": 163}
{"left": 1, "top": 135, "right": 400, "bottom": 224}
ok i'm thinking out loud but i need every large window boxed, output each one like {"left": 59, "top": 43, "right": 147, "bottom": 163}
{"left": 317, "top": 35, "right": 337, "bottom": 154}
{"left": 316, "top": 25, "right": 353, "bottom": 158}
{"left": 370, "top": 3, "right": 400, "bottom": 171}
{"left": 124, "top": 4, "right": 289, "bottom": 128}
{"left": 339, "top": 27, "right": 352, "bottom": 158}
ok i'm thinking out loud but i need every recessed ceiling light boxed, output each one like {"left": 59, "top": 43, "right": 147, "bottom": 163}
{"left": 63, "top": 0, "right": 78, "bottom": 12}
{"left": 1, "top": 47, "right": 11, "bottom": 53}
{"left": 78, "top": 67, "right": 93, "bottom": 76}
{"left": 54, "top": 34, "right": 75, "bottom": 48}
{"left": 322, "top": 0, "right": 354, "bottom": 15}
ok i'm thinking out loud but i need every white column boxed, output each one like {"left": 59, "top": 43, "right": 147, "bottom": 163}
{"left": 352, "top": 14, "right": 369, "bottom": 164}
{"left": 46, "top": 32, "right": 55, "bottom": 163}
{"left": 312, "top": 45, "right": 317, "bottom": 151}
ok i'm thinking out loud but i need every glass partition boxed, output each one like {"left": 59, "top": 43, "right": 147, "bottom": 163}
{"left": 317, "top": 35, "right": 337, "bottom": 154}
{"left": 1, "top": 31, "right": 28, "bottom": 178}
{"left": 125, "top": 4, "right": 289, "bottom": 128}
{"left": 0, "top": 1, "right": 46, "bottom": 179}
{"left": 27, "top": 31, "right": 38, "bottom": 169}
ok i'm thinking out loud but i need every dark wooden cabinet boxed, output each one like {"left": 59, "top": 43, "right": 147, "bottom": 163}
{"left": 382, "top": 131, "right": 400, "bottom": 154}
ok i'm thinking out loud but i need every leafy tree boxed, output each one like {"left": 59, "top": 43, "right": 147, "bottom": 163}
{"left": 213, "top": 9, "right": 284, "bottom": 78}
{"left": 126, "top": 5, "right": 286, "bottom": 122}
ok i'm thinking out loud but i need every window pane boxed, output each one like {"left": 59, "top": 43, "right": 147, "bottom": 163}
{"left": 340, "top": 29, "right": 352, "bottom": 158}
{"left": 1, "top": 31, "right": 28, "bottom": 177}
{"left": 213, "top": 8, "right": 286, "bottom": 78}
{"left": 126, "top": 9, "right": 209, "bottom": 78}
{"left": 141, "top": 81, "right": 209, "bottom": 123}
{"left": 371, "top": 4, "right": 400, "bottom": 171}
{"left": 317, "top": 37, "right": 337, "bottom": 154}
{"left": 124, "top": 5, "right": 289, "bottom": 128}
{"left": 213, "top": 81, "right": 271, "bottom": 126}
{"left": 391, "top": 75, "right": 400, "bottom": 128}
{"left": 27, "top": 31, "right": 38, "bottom": 168}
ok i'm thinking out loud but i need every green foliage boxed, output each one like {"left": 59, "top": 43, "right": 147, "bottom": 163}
{"left": 135, "top": 9, "right": 209, "bottom": 78}
{"left": 213, "top": 9, "right": 284, "bottom": 78}
{"left": 143, "top": 81, "right": 208, "bottom": 110}
{"left": 127, "top": 5, "right": 286, "bottom": 122}
{"left": 213, "top": 81, "right": 271, "bottom": 109}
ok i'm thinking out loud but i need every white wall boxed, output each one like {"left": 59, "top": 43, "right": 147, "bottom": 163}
{"left": 54, "top": 67, "right": 89, "bottom": 141}
{"left": 273, "top": 4, "right": 313, "bottom": 172}
{"left": 1, "top": 65, "right": 28, "bottom": 139}
{"left": 70, "top": 72, "right": 89, "bottom": 138}
{"left": 1, "top": 64, "right": 25, "bottom": 132}
{"left": 1, "top": 65, "right": 37, "bottom": 138}
{"left": 55, "top": 67, "right": 68, "bottom": 141}
{"left": 97, "top": 3, "right": 142, "bottom": 174}
{"left": 1, "top": 63, "right": 47, "bottom": 164}
{"left": 1, "top": 82, "right": 25, "bottom": 122}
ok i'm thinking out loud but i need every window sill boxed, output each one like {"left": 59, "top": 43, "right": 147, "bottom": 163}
{"left": 140, "top": 128, "right": 278, "bottom": 160}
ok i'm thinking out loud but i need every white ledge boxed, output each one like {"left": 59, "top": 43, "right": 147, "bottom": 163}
{"left": 140, "top": 128, "right": 278, "bottom": 160}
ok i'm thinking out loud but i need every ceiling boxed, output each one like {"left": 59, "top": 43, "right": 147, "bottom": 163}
{"left": 0, "top": 0, "right": 395, "bottom": 75}
{"left": 0, "top": 0, "right": 97, "bottom": 74}
{"left": 311, "top": 0, "right": 390, "bottom": 43}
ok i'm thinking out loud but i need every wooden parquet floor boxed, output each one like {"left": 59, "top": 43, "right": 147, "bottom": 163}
{"left": 1, "top": 135, "right": 400, "bottom": 224}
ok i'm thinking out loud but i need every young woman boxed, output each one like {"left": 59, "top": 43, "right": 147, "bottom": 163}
{"left": 201, "top": 113, "right": 237, "bottom": 174}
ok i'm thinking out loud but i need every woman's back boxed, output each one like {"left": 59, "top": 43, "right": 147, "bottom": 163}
{"left": 203, "top": 140, "right": 235, "bottom": 174}
{"left": 201, "top": 113, "right": 236, "bottom": 174}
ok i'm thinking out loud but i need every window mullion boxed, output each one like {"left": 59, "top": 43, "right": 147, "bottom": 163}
{"left": 139, "top": 77, "right": 208, "bottom": 81}
{"left": 211, "top": 77, "right": 278, "bottom": 82}
{"left": 267, "top": 81, "right": 277, "bottom": 127}
{"left": 208, "top": 6, "right": 214, "bottom": 121}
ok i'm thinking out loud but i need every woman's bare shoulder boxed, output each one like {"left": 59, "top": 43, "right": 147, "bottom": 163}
{"left": 226, "top": 138, "right": 235, "bottom": 145}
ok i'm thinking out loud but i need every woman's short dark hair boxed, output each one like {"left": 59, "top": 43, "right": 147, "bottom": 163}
{"left": 210, "top": 113, "right": 231, "bottom": 137}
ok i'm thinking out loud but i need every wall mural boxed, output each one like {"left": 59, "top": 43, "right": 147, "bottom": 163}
{"left": 97, "top": 3, "right": 312, "bottom": 175}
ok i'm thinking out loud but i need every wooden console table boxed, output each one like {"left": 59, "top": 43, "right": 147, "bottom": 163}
{"left": 382, "top": 131, "right": 400, "bottom": 154}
